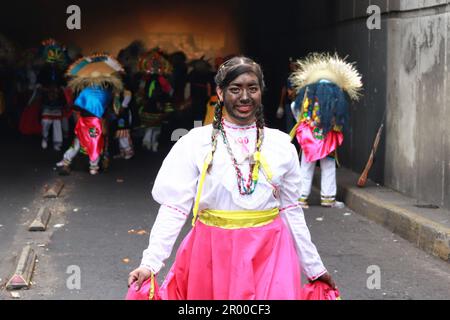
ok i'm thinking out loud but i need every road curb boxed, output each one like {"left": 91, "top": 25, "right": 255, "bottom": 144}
{"left": 6, "top": 245, "right": 37, "bottom": 290}
{"left": 344, "top": 185, "right": 450, "bottom": 261}
{"left": 313, "top": 168, "right": 450, "bottom": 263}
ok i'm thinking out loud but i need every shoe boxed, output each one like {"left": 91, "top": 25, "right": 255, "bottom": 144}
{"left": 124, "top": 152, "right": 134, "bottom": 160}
{"left": 298, "top": 197, "right": 309, "bottom": 209}
{"left": 89, "top": 168, "right": 99, "bottom": 175}
{"left": 321, "top": 200, "right": 345, "bottom": 209}
{"left": 56, "top": 159, "right": 70, "bottom": 167}
{"left": 41, "top": 139, "right": 48, "bottom": 150}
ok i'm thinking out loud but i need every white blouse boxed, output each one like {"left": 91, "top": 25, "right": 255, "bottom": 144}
{"left": 140, "top": 119, "right": 327, "bottom": 281}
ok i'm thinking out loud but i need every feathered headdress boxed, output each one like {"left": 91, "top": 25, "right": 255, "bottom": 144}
{"left": 66, "top": 53, "right": 124, "bottom": 93}
{"left": 290, "top": 52, "right": 362, "bottom": 101}
{"left": 138, "top": 48, "right": 172, "bottom": 75}
{"left": 40, "top": 38, "right": 69, "bottom": 66}
{"left": 290, "top": 53, "right": 363, "bottom": 136}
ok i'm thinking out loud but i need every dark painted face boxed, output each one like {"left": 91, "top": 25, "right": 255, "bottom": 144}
{"left": 217, "top": 72, "right": 262, "bottom": 126}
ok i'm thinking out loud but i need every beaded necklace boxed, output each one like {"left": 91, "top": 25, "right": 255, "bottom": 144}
{"left": 219, "top": 119, "right": 262, "bottom": 195}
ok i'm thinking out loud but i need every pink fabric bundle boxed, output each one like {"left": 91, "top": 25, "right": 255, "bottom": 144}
{"left": 126, "top": 277, "right": 160, "bottom": 300}
{"left": 300, "top": 281, "right": 341, "bottom": 300}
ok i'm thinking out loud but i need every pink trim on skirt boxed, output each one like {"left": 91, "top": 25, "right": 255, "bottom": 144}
{"left": 158, "top": 217, "right": 302, "bottom": 300}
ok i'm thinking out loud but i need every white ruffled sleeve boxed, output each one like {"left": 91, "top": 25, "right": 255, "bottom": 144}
{"left": 279, "top": 143, "right": 328, "bottom": 281}
{"left": 140, "top": 133, "right": 200, "bottom": 274}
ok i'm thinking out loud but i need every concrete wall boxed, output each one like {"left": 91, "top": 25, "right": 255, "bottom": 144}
{"left": 385, "top": 2, "right": 450, "bottom": 210}
{"left": 333, "top": 0, "right": 450, "bottom": 210}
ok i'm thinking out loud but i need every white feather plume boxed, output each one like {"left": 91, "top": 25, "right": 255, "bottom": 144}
{"left": 291, "top": 52, "right": 363, "bottom": 101}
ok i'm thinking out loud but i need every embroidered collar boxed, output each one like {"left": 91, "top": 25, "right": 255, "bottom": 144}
{"left": 222, "top": 118, "right": 257, "bottom": 131}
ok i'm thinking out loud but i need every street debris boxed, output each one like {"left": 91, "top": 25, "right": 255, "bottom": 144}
{"left": 344, "top": 212, "right": 352, "bottom": 216}
{"left": 316, "top": 217, "right": 324, "bottom": 222}
{"left": 10, "top": 291, "right": 21, "bottom": 299}
{"left": 73, "top": 208, "right": 79, "bottom": 212}
{"left": 122, "top": 258, "right": 130, "bottom": 264}
{"left": 22, "top": 207, "right": 30, "bottom": 212}
{"left": 44, "top": 180, "right": 65, "bottom": 199}
{"left": 128, "top": 229, "right": 148, "bottom": 236}
{"left": 117, "top": 179, "right": 124, "bottom": 183}
{"left": 53, "top": 224, "right": 65, "bottom": 229}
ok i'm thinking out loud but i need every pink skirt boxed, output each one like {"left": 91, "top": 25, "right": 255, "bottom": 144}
{"left": 158, "top": 216, "right": 302, "bottom": 300}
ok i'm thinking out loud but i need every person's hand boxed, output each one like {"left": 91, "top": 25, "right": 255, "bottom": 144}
{"left": 314, "top": 272, "right": 337, "bottom": 289}
{"left": 276, "top": 106, "right": 284, "bottom": 119}
{"left": 128, "top": 267, "right": 152, "bottom": 291}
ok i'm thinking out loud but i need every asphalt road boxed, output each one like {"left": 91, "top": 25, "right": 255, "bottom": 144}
{"left": 0, "top": 132, "right": 449, "bottom": 300}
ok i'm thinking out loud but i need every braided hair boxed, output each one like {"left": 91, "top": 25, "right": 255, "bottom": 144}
{"left": 208, "top": 56, "right": 266, "bottom": 172}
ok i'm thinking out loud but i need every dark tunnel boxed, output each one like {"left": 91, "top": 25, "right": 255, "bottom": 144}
{"left": 0, "top": 0, "right": 386, "bottom": 184}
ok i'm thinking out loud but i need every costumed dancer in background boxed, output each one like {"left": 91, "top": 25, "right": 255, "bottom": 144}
{"left": 112, "top": 85, "right": 134, "bottom": 160}
{"left": 56, "top": 54, "right": 124, "bottom": 175}
{"left": 136, "top": 48, "right": 173, "bottom": 152}
{"left": 276, "top": 57, "right": 298, "bottom": 134}
{"left": 185, "top": 57, "right": 213, "bottom": 125}
{"left": 36, "top": 39, "right": 69, "bottom": 151}
{"left": 203, "top": 56, "right": 231, "bottom": 126}
{"left": 290, "top": 53, "right": 362, "bottom": 209}
{"left": 168, "top": 51, "right": 188, "bottom": 111}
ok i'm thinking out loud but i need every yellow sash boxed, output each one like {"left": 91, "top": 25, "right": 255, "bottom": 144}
{"left": 199, "top": 208, "right": 279, "bottom": 229}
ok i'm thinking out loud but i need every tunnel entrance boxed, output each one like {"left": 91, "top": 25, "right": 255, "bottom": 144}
{"left": 1, "top": 0, "right": 386, "bottom": 185}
